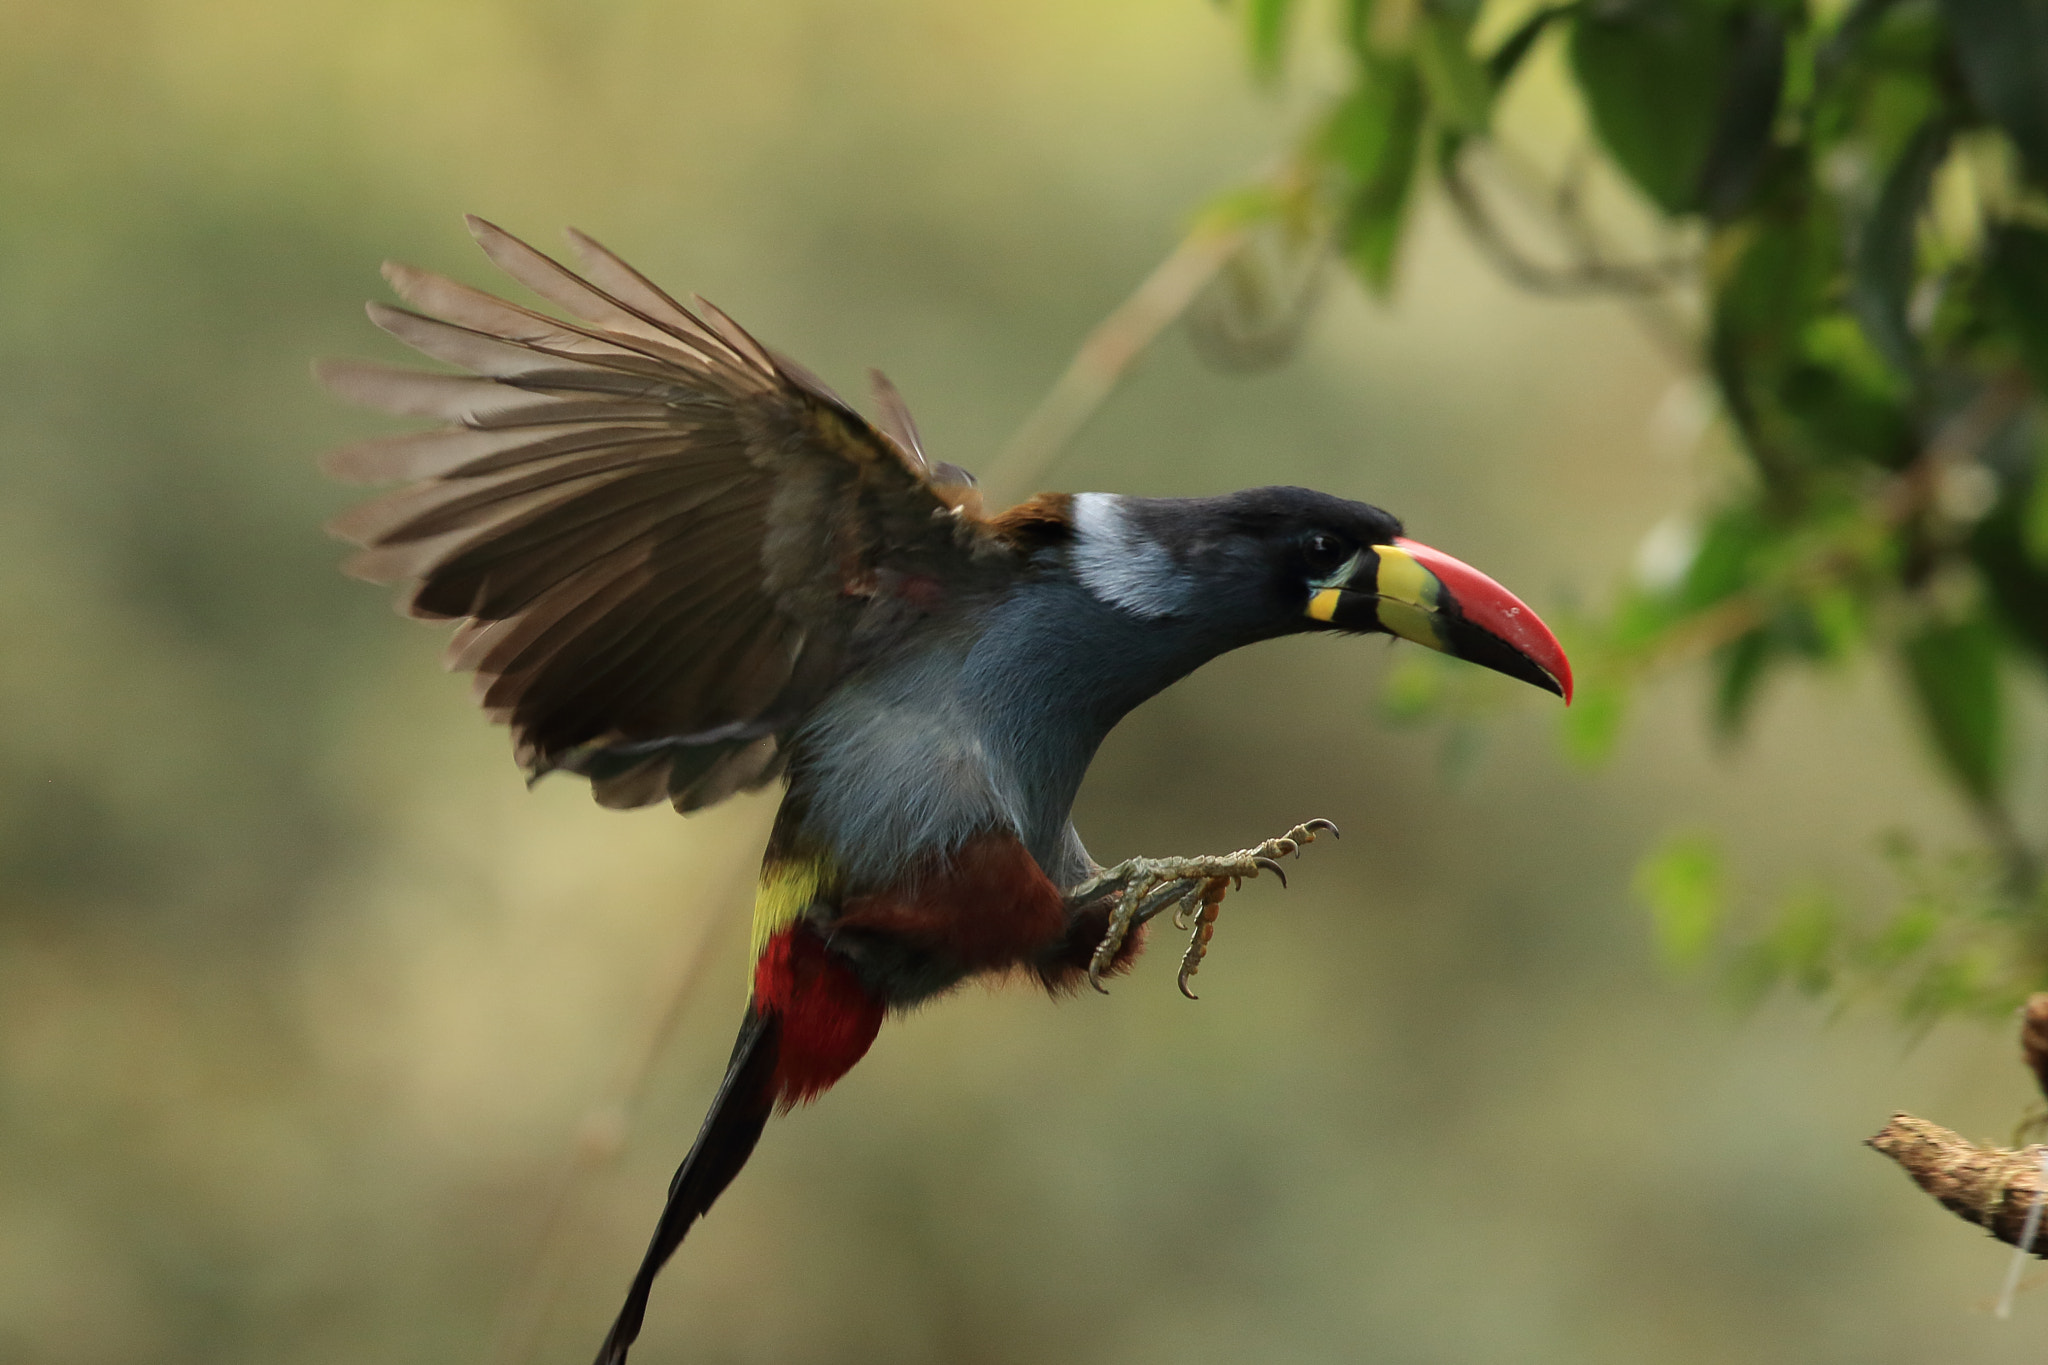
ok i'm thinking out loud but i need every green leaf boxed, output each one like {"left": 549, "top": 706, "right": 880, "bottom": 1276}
{"left": 1342, "top": 0, "right": 1375, "bottom": 57}
{"left": 1797, "top": 314, "right": 1905, "bottom": 403}
{"left": 1345, "top": 192, "right": 1414, "bottom": 295}
{"left": 1695, "top": 10, "right": 1789, "bottom": 221}
{"left": 1861, "top": 899, "right": 1940, "bottom": 971}
{"left": 1968, "top": 466, "right": 2048, "bottom": 665}
{"left": 1414, "top": 7, "right": 1492, "bottom": 133}
{"left": 1569, "top": 0, "right": 1733, "bottom": 214}
{"left": 1770, "top": 887, "right": 1841, "bottom": 997}
{"left": 1805, "top": 583, "right": 1869, "bottom": 662}
{"left": 1818, "top": 0, "right": 1911, "bottom": 84}
{"left": 1487, "top": 3, "right": 1577, "bottom": 85}
{"left": 1679, "top": 503, "right": 1771, "bottom": 611}
{"left": 1709, "top": 223, "right": 1807, "bottom": 484}
{"left": 1245, "top": 0, "right": 1300, "bottom": 83}
{"left": 1712, "top": 206, "right": 1919, "bottom": 477}
{"left": 2025, "top": 439, "right": 2048, "bottom": 565}
{"left": 1986, "top": 226, "right": 2048, "bottom": 389}
{"left": 1940, "top": 0, "right": 2048, "bottom": 185}
{"left": 1324, "top": 60, "right": 1427, "bottom": 292}
{"left": 1851, "top": 115, "right": 1948, "bottom": 380}
{"left": 1901, "top": 945, "right": 2017, "bottom": 1024}
{"left": 1900, "top": 611, "right": 2007, "bottom": 804}
{"left": 1783, "top": 314, "right": 1918, "bottom": 469}
{"left": 1636, "top": 832, "right": 1727, "bottom": 969}
{"left": 1713, "top": 628, "right": 1775, "bottom": 736}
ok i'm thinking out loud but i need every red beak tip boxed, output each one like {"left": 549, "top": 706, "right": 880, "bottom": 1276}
{"left": 1394, "top": 536, "right": 1571, "bottom": 706}
{"left": 1543, "top": 649, "right": 1574, "bottom": 706}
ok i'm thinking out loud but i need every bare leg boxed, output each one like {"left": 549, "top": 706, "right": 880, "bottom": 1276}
{"left": 1062, "top": 820, "right": 1338, "bottom": 997}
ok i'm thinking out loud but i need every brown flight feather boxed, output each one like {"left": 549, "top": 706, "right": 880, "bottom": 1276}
{"left": 320, "top": 219, "right": 1055, "bottom": 811}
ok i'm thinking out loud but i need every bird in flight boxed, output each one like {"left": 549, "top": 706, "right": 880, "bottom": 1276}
{"left": 320, "top": 218, "right": 1572, "bottom": 1365}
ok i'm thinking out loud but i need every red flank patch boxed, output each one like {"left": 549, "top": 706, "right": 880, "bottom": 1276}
{"left": 752, "top": 928, "right": 884, "bottom": 1108}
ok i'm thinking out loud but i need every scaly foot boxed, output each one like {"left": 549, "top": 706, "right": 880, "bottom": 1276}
{"left": 1064, "top": 820, "right": 1338, "bottom": 997}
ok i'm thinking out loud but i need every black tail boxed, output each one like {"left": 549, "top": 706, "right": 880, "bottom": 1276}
{"left": 593, "top": 1008, "right": 781, "bottom": 1365}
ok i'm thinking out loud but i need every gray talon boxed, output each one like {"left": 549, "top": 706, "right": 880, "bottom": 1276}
{"left": 1067, "top": 819, "right": 1336, "bottom": 999}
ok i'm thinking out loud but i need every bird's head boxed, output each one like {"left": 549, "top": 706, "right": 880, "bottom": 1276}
{"left": 1064, "top": 486, "right": 1572, "bottom": 703}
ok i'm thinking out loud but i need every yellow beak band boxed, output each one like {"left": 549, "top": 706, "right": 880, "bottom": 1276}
{"left": 1371, "top": 544, "right": 1443, "bottom": 650}
{"left": 1300, "top": 545, "right": 1448, "bottom": 647}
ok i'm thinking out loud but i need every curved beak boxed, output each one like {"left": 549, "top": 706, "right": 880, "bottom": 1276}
{"left": 1305, "top": 536, "right": 1572, "bottom": 703}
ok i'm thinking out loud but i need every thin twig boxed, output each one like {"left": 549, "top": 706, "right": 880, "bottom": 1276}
{"left": 980, "top": 126, "right": 1716, "bottom": 503}
{"left": 1437, "top": 148, "right": 1690, "bottom": 297}
{"left": 1438, "top": 142, "right": 1697, "bottom": 366}
{"left": 979, "top": 223, "right": 1247, "bottom": 501}
{"left": 486, "top": 848, "right": 758, "bottom": 1365}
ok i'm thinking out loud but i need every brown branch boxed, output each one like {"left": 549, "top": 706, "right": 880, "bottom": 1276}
{"left": 2023, "top": 995, "right": 2048, "bottom": 1102}
{"left": 1869, "top": 1114, "right": 2048, "bottom": 1255}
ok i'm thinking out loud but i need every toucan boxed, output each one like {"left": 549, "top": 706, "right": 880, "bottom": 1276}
{"left": 320, "top": 218, "right": 1572, "bottom": 1365}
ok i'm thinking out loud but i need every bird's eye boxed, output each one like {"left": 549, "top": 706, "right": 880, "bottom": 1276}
{"left": 1301, "top": 531, "right": 1350, "bottom": 578}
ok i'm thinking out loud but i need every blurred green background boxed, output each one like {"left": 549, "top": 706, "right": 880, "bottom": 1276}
{"left": 1, "top": 1, "right": 2040, "bottom": 1362}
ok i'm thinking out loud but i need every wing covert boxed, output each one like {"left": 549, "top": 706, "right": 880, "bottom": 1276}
{"left": 322, "top": 217, "right": 1001, "bottom": 812}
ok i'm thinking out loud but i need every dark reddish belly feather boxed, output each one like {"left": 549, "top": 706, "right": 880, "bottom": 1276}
{"left": 752, "top": 833, "right": 1077, "bottom": 1106}
{"left": 834, "top": 832, "right": 1069, "bottom": 971}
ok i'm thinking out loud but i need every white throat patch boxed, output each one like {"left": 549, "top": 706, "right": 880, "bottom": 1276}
{"left": 1070, "top": 493, "right": 1195, "bottom": 618}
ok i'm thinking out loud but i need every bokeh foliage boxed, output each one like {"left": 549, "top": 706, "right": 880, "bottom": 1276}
{"left": 1211, "top": 0, "right": 2048, "bottom": 1025}
{"left": 12, "top": 3, "right": 2048, "bottom": 1362}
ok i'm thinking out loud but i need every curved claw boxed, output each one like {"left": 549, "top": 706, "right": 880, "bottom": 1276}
{"left": 1070, "top": 822, "right": 1333, "bottom": 999}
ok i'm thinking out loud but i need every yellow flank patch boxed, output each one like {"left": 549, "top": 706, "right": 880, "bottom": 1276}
{"left": 751, "top": 857, "right": 827, "bottom": 965}
{"left": 1373, "top": 545, "right": 1439, "bottom": 610}
{"left": 1377, "top": 598, "right": 1443, "bottom": 651}
{"left": 1306, "top": 587, "right": 1343, "bottom": 622}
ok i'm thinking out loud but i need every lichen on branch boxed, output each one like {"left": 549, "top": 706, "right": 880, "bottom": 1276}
{"left": 1868, "top": 1114, "right": 2048, "bottom": 1256}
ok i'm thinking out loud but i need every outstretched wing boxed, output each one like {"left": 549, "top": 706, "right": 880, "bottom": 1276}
{"left": 321, "top": 217, "right": 1001, "bottom": 812}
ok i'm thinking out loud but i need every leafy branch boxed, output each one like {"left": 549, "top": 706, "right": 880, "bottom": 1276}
{"left": 1183, "top": 0, "right": 2048, "bottom": 1037}
{"left": 974, "top": 1, "right": 2048, "bottom": 1261}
